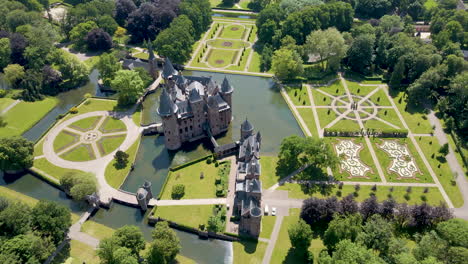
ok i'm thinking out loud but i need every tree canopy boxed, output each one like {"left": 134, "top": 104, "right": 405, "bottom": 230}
{"left": 0, "top": 136, "right": 34, "bottom": 172}
{"left": 111, "top": 70, "right": 145, "bottom": 105}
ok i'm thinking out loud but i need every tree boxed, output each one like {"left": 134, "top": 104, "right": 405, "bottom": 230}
{"left": 85, "top": 28, "right": 113, "bottom": 51}
{"left": 355, "top": 0, "right": 391, "bottom": 18}
{"left": 379, "top": 15, "right": 403, "bottom": 33}
{"left": 323, "top": 214, "right": 362, "bottom": 251}
{"left": 339, "top": 194, "right": 359, "bottom": 215}
{"left": 357, "top": 214, "right": 394, "bottom": 255}
{"left": 171, "top": 184, "right": 185, "bottom": 199}
{"left": 346, "top": 34, "right": 375, "bottom": 74}
{"left": 0, "top": 136, "right": 34, "bottom": 172}
{"left": 3, "top": 64, "right": 25, "bottom": 87}
{"left": 111, "top": 70, "right": 145, "bottom": 105}
{"left": 97, "top": 237, "right": 120, "bottom": 264}
{"left": 56, "top": 50, "right": 89, "bottom": 86}
{"left": 70, "top": 21, "right": 98, "bottom": 49}
{"left": 19, "top": 69, "right": 44, "bottom": 101}
{"left": 360, "top": 196, "right": 381, "bottom": 220}
{"left": 97, "top": 15, "right": 118, "bottom": 36}
{"left": 207, "top": 215, "right": 223, "bottom": 232}
{"left": 31, "top": 201, "right": 71, "bottom": 244}
{"left": 439, "top": 143, "right": 449, "bottom": 156}
{"left": 41, "top": 65, "right": 63, "bottom": 95}
{"left": 147, "top": 221, "right": 181, "bottom": 264}
{"left": 154, "top": 15, "right": 195, "bottom": 65}
{"left": 381, "top": 198, "right": 396, "bottom": 219}
{"left": 0, "top": 38, "right": 11, "bottom": 70}
{"left": 300, "top": 197, "right": 339, "bottom": 226}
{"left": 319, "top": 239, "right": 386, "bottom": 263}
{"left": 96, "top": 53, "right": 121, "bottom": 87}
{"left": 305, "top": 28, "right": 348, "bottom": 71}
{"left": 280, "top": 0, "right": 323, "bottom": 14}
{"left": 260, "top": 44, "right": 273, "bottom": 71}
{"left": 0, "top": 201, "right": 31, "bottom": 237}
{"left": 1, "top": 234, "right": 54, "bottom": 263}
{"left": 390, "top": 58, "right": 405, "bottom": 87}
{"left": 413, "top": 231, "right": 448, "bottom": 261}
{"left": 436, "top": 218, "right": 468, "bottom": 247}
{"left": 288, "top": 219, "right": 313, "bottom": 252}
{"left": 114, "top": 150, "right": 129, "bottom": 168}
{"left": 115, "top": 0, "right": 137, "bottom": 26}
{"left": 60, "top": 172, "right": 97, "bottom": 201}
{"left": 113, "top": 225, "right": 146, "bottom": 257}
{"left": 179, "top": 0, "right": 212, "bottom": 38}
{"left": 9, "top": 33, "right": 27, "bottom": 65}
{"left": 271, "top": 48, "right": 303, "bottom": 80}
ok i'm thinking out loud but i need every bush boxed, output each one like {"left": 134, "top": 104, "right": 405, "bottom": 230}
{"left": 60, "top": 172, "right": 97, "bottom": 201}
{"left": 0, "top": 90, "right": 7, "bottom": 98}
{"left": 206, "top": 157, "right": 212, "bottom": 164}
{"left": 171, "top": 184, "right": 185, "bottom": 200}
{"left": 86, "top": 28, "right": 113, "bottom": 51}
{"left": 69, "top": 107, "right": 78, "bottom": 114}
{"left": 114, "top": 150, "right": 129, "bottom": 169}
{"left": 439, "top": 143, "right": 449, "bottom": 156}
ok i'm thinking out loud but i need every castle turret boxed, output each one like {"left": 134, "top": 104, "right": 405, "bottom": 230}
{"left": 162, "top": 58, "right": 178, "bottom": 88}
{"left": 220, "top": 76, "right": 234, "bottom": 106}
{"left": 147, "top": 40, "right": 158, "bottom": 80}
{"left": 241, "top": 118, "right": 254, "bottom": 139}
{"left": 158, "top": 88, "right": 181, "bottom": 150}
{"left": 142, "top": 181, "right": 153, "bottom": 200}
{"left": 207, "top": 96, "right": 221, "bottom": 135}
{"left": 136, "top": 188, "right": 148, "bottom": 211}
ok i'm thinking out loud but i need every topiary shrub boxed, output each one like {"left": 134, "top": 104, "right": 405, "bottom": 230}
{"left": 114, "top": 150, "right": 129, "bottom": 169}
{"left": 206, "top": 157, "right": 212, "bottom": 164}
{"left": 69, "top": 107, "right": 79, "bottom": 114}
{"left": 171, "top": 184, "right": 185, "bottom": 200}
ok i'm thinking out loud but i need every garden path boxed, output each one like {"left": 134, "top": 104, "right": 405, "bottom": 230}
{"left": 261, "top": 215, "right": 284, "bottom": 264}
{"left": 1, "top": 99, "right": 20, "bottom": 114}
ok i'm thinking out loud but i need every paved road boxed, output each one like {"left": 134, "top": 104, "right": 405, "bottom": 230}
{"left": 68, "top": 207, "right": 100, "bottom": 249}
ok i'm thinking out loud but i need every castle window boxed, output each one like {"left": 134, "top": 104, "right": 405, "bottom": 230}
{"left": 179, "top": 129, "right": 182, "bottom": 133}
{"left": 185, "top": 127, "right": 188, "bottom": 132}
{"left": 190, "top": 126, "right": 193, "bottom": 130}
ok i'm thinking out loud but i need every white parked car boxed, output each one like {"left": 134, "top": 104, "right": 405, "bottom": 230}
{"left": 264, "top": 205, "right": 269, "bottom": 215}
{"left": 272, "top": 207, "right": 277, "bottom": 216}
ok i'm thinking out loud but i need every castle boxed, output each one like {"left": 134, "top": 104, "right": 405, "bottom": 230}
{"left": 157, "top": 59, "right": 234, "bottom": 150}
{"left": 234, "top": 119, "right": 263, "bottom": 237}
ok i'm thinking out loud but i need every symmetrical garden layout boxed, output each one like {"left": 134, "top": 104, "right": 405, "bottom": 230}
{"left": 187, "top": 18, "right": 262, "bottom": 74}
{"left": 282, "top": 74, "right": 464, "bottom": 208}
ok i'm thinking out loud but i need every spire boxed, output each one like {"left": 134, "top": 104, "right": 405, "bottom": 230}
{"left": 241, "top": 118, "right": 253, "bottom": 132}
{"left": 221, "top": 76, "right": 233, "bottom": 94}
{"left": 147, "top": 39, "right": 155, "bottom": 61}
{"left": 157, "top": 88, "right": 178, "bottom": 117}
{"left": 256, "top": 131, "right": 262, "bottom": 143}
{"left": 162, "top": 58, "right": 178, "bottom": 79}
{"left": 188, "top": 88, "right": 202, "bottom": 102}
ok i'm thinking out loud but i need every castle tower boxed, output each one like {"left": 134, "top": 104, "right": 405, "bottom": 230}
{"left": 188, "top": 88, "right": 205, "bottom": 136}
{"left": 220, "top": 76, "right": 234, "bottom": 106}
{"left": 136, "top": 188, "right": 148, "bottom": 211}
{"left": 241, "top": 118, "right": 254, "bottom": 140}
{"left": 158, "top": 88, "right": 181, "bottom": 150}
{"left": 161, "top": 58, "right": 178, "bottom": 88}
{"left": 147, "top": 40, "right": 158, "bottom": 80}
{"left": 207, "top": 96, "right": 221, "bottom": 135}
{"left": 142, "top": 181, "right": 153, "bottom": 200}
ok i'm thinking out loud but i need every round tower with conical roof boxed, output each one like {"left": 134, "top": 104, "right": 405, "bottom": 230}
{"left": 220, "top": 76, "right": 234, "bottom": 106}
{"left": 241, "top": 118, "right": 254, "bottom": 140}
{"left": 158, "top": 88, "right": 181, "bottom": 150}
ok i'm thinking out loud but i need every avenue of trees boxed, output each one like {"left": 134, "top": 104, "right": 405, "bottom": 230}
{"left": 0, "top": 198, "right": 72, "bottom": 263}
{"left": 289, "top": 195, "right": 467, "bottom": 263}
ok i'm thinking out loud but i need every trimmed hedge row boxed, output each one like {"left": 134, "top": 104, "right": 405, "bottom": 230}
{"left": 324, "top": 128, "right": 408, "bottom": 138}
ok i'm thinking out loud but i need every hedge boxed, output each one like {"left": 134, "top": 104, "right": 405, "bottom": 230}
{"left": 169, "top": 155, "right": 211, "bottom": 172}
{"left": 324, "top": 128, "right": 408, "bottom": 138}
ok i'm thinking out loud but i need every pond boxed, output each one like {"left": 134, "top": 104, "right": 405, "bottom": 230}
{"left": 212, "top": 12, "right": 257, "bottom": 20}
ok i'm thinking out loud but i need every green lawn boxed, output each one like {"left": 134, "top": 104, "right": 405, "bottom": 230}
{"left": 297, "top": 108, "right": 319, "bottom": 138}
{"left": 152, "top": 205, "right": 214, "bottom": 229}
{"left": 99, "top": 117, "right": 126, "bottom": 132}
{"left": 227, "top": 48, "right": 252, "bottom": 71}
{"left": 0, "top": 97, "right": 58, "bottom": 137}
{"left": 160, "top": 159, "right": 230, "bottom": 199}
{"left": 319, "top": 80, "right": 346, "bottom": 97}
{"left": 56, "top": 240, "right": 100, "bottom": 264}
{"left": 233, "top": 240, "right": 268, "bottom": 264}
{"left": 53, "top": 130, "right": 79, "bottom": 151}
{"left": 278, "top": 183, "right": 445, "bottom": 205}
{"left": 376, "top": 108, "right": 404, "bottom": 129}
{"left": 219, "top": 24, "right": 246, "bottom": 39}
{"left": 81, "top": 220, "right": 116, "bottom": 240}
{"left": 0, "top": 186, "right": 39, "bottom": 206}
{"left": 70, "top": 116, "right": 100, "bottom": 131}
{"left": 369, "top": 89, "right": 392, "bottom": 106}
{"left": 346, "top": 81, "right": 378, "bottom": 97}
{"left": 329, "top": 119, "right": 361, "bottom": 131}
{"left": 363, "top": 119, "right": 394, "bottom": 130}
{"left": 34, "top": 138, "right": 45, "bottom": 157}
{"left": 311, "top": 88, "right": 335, "bottom": 106}
{"left": 316, "top": 108, "right": 338, "bottom": 129}
{"left": 0, "top": 98, "right": 16, "bottom": 111}
{"left": 417, "top": 137, "right": 464, "bottom": 208}
{"left": 206, "top": 49, "right": 238, "bottom": 68}
{"left": 62, "top": 99, "right": 120, "bottom": 122}
{"left": 98, "top": 136, "right": 125, "bottom": 156}
{"left": 371, "top": 138, "right": 433, "bottom": 183}
{"left": 207, "top": 39, "right": 249, "bottom": 49}
{"left": 260, "top": 215, "right": 276, "bottom": 240}
{"left": 286, "top": 85, "right": 310, "bottom": 106}
{"left": 248, "top": 51, "right": 261, "bottom": 73}
{"left": 132, "top": 106, "right": 142, "bottom": 126}
{"left": 34, "top": 158, "right": 85, "bottom": 180}
{"left": 260, "top": 156, "right": 284, "bottom": 189}
{"left": 326, "top": 137, "right": 381, "bottom": 182}
{"left": 104, "top": 137, "right": 140, "bottom": 188}
{"left": 61, "top": 144, "right": 95, "bottom": 162}
{"left": 391, "top": 92, "right": 432, "bottom": 134}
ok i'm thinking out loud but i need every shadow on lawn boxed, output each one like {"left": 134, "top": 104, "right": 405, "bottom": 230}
{"left": 239, "top": 239, "right": 260, "bottom": 254}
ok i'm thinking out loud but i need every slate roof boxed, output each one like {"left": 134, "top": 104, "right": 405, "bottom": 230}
{"left": 162, "top": 58, "right": 178, "bottom": 79}
{"left": 221, "top": 76, "right": 233, "bottom": 93}
{"left": 241, "top": 118, "right": 253, "bottom": 132}
{"left": 188, "top": 88, "right": 202, "bottom": 102}
{"left": 136, "top": 188, "right": 148, "bottom": 200}
{"left": 158, "top": 88, "right": 178, "bottom": 117}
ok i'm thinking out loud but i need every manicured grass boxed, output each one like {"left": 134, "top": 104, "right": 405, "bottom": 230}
{"left": 132, "top": 106, "right": 142, "bottom": 126}
{"left": 160, "top": 160, "right": 229, "bottom": 199}
{"left": 81, "top": 220, "right": 116, "bottom": 240}
{"left": 62, "top": 99, "right": 120, "bottom": 122}
{"left": 286, "top": 85, "right": 310, "bottom": 106}
{"left": 219, "top": 24, "right": 246, "bottom": 39}
{"left": 248, "top": 50, "right": 261, "bottom": 72}
{"left": 34, "top": 158, "right": 85, "bottom": 180}
{"left": 260, "top": 156, "right": 284, "bottom": 189}
{"left": 260, "top": 216, "right": 276, "bottom": 239}
{"left": 99, "top": 116, "right": 126, "bottom": 132}
{"left": 371, "top": 138, "right": 433, "bottom": 183}
{"left": 392, "top": 92, "right": 432, "bottom": 134}
{"left": 311, "top": 88, "right": 335, "bottom": 106}
{"left": 98, "top": 136, "right": 125, "bottom": 156}
{"left": 0, "top": 97, "right": 58, "bottom": 137}
{"left": 227, "top": 47, "right": 251, "bottom": 71}
{"left": 417, "top": 137, "right": 464, "bottom": 207}
{"left": 53, "top": 130, "right": 79, "bottom": 151}
{"left": 316, "top": 108, "right": 338, "bottom": 129}
{"left": 363, "top": 119, "right": 394, "bottom": 130}
{"left": 233, "top": 240, "right": 268, "bottom": 264}
{"left": 152, "top": 205, "right": 214, "bottom": 229}
{"left": 278, "top": 183, "right": 445, "bottom": 205}
{"left": 376, "top": 108, "right": 404, "bottom": 129}
{"left": 329, "top": 119, "right": 361, "bottom": 131}
{"left": 320, "top": 80, "right": 346, "bottom": 97}
{"left": 61, "top": 144, "right": 95, "bottom": 162}
{"left": 70, "top": 116, "right": 100, "bottom": 131}
{"left": 207, "top": 49, "right": 238, "bottom": 68}
{"left": 325, "top": 137, "right": 381, "bottom": 182}
{"left": 34, "top": 138, "right": 45, "bottom": 157}
{"left": 369, "top": 89, "right": 392, "bottom": 106}
{"left": 346, "top": 81, "right": 378, "bottom": 96}
{"left": 207, "top": 39, "right": 249, "bottom": 49}
{"left": 371, "top": 138, "right": 432, "bottom": 183}
{"left": 0, "top": 186, "right": 39, "bottom": 206}
{"left": 104, "top": 137, "right": 140, "bottom": 188}
{"left": 297, "top": 108, "right": 319, "bottom": 138}
{"left": 64, "top": 240, "right": 100, "bottom": 264}
{"left": 0, "top": 98, "right": 16, "bottom": 111}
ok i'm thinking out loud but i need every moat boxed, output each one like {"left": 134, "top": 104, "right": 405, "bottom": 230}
{"left": 0, "top": 70, "right": 302, "bottom": 263}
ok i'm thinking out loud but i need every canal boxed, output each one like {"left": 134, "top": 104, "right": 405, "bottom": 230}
{"left": 1, "top": 70, "right": 303, "bottom": 263}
